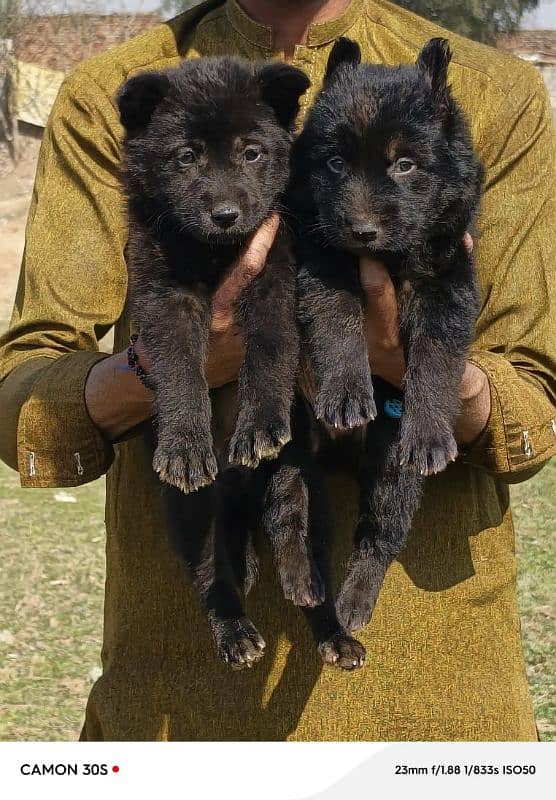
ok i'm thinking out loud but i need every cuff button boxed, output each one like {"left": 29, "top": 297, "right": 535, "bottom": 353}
{"left": 522, "top": 430, "right": 533, "bottom": 458}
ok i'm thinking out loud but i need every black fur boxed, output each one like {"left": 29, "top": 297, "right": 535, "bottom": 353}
{"left": 257, "top": 400, "right": 367, "bottom": 670}
{"left": 118, "top": 56, "right": 309, "bottom": 668}
{"left": 265, "top": 37, "right": 483, "bottom": 648}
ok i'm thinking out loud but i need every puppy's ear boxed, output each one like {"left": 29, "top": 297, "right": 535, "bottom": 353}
{"left": 416, "top": 38, "right": 451, "bottom": 107}
{"left": 325, "top": 37, "right": 361, "bottom": 82}
{"left": 258, "top": 63, "right": 311, "bottom": 129}
{"left": 117, "top": 71, "right": 170, "bottom": 133}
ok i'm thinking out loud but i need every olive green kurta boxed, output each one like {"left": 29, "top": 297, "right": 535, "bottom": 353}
{"left": 0, "top": 0, "right": 555, "bottom": 740}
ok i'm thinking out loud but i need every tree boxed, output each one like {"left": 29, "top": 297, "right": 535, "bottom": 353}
{"left": 161, "top": 0, "right": 201, "bottom": 18}
{"left": 395, "top": 1, "right": 539, "bottom": 42}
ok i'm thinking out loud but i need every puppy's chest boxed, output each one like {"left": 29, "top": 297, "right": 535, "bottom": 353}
{"left": 168, "top": 242, "right": 242, "bottom": 292}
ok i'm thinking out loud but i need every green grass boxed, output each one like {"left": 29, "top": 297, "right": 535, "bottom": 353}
{"left": 0, "top": 456, "right": 554, "bottom": 741}
{"left": 0, "top": 466, "right": 105, "bottom": 740}
{"left": 512, "top": 460, "right": 556, "bottom": 740}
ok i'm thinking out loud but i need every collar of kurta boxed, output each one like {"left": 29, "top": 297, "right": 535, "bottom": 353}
{"left": 225, "top": 0, "right": 365, "bottom": 49}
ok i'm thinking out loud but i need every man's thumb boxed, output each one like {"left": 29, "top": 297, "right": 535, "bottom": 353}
{"left": 212, "top": 214, "right": 280, "bottom": 330}
{"left": 359, "top": 257, "right": 399, "bottom": 346}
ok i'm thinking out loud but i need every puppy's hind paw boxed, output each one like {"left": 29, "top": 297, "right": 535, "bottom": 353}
{"left": 214, "top": 617, "right": 266, "bottom": 670}
{"left": 336, "top": 557, "right": 385, "bottom": 633}
{"left": 280, "top": 560, "right": 325, "bottom": 608}
{"left": 319, "top": 632, "right": 366, "bottom": 671}
{"left": 229, "top": 418, "right": 291, "bottom": 469}
{"left": 336, "top": 592, "right": 375, "bottom": 634}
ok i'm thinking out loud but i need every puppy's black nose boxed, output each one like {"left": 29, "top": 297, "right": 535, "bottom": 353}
{"left": 211, "top": 204, "right": 240, "bottom": 227}
{"left": 349, "top": 220, "right": 379, "bottom": 243}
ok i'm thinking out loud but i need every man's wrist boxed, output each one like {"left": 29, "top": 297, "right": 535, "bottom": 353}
{"left": 455, "top": 362, "right": 491, "bottom": 446}
{"left": 85, "top": 350, "right": 154, "bottom": 442}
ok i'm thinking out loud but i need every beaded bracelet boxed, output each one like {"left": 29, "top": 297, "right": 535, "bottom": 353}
{"left": 127, "top": 333, "right": 149, "bottom": 386}
{"left": 383, "top": 398, "right": 404, "bottom": 419}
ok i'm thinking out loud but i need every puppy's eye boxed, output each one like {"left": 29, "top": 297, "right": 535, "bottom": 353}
{"left": 244, "top": 146, "right": 262, "bottom": 163}
{"left": 327, "top": 156, "right": 346, "bottom": 174}
{"left": 177, "top": 148, "right": 196, "bottom": 167}
{"left": 394, "top": 158, "right": 416, "bottom": 175}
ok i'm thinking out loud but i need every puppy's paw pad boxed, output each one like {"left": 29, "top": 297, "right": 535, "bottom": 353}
{"left": 229, "top": 419, "right": 290, "bottom": 468}
{"left": 153, "top": 443, "right": 217, "bottom": 493}
{"left": 215, "top": 617, "right": 266, "bottom": 671}
{"left": 319, "top": 633, "right": 366, "bottom": 671}
{"left": 315, "top": 374, "right": 375, "bottom": 430}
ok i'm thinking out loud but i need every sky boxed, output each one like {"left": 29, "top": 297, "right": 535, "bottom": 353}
{"left": 41, "top": 0, "right": 556, "bottom": 29}
{"left": 522, "top": 0, "right": 556, "bottom": 27}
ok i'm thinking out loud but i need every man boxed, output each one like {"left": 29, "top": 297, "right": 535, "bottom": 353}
{"left": 0, "top": 0, "right": 554, "bottom": 740}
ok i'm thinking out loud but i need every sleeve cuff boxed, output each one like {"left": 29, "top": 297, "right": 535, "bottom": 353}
{"left": 463, "top": 350, "right": 556, "bottom": 479}
{"left": 17, "top": 351, "right": 115, "bottom": 488}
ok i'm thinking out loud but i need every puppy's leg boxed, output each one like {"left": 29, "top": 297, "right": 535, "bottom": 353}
{"left": 212, "top": 469, "right": 266, "bottom": 668}
{"left": 211, "top": 386, "right": 260, "bottom": 598}
{"left": 165, "top": 482, "right": 266, "bottom": 670}
{"left": 398, "top": 255, "right": 478, "bottom": 475}
{"left": 258, "top": 393, "right": 366, "bottom": 667}
{"left": 336, "top": 411, "right": 423, "bottom": 633}
{"left": 216, "top": 466, "right": 260, "bottom": 598}
{"left": 297, "top": 250, "right": 376, "bottom": 430}
{"left": 302, "top": 458, "right": 366, "bottom": 670}
{"left": 229, "top": 247, "right": 298, "bottom": 468}
{"left": 261, "top": 442, "right": 366, "bottom": 667}
{"left": 260, "top": 442, "right": 325, "bottom": 608}
{"left": 139, "top": 286, "right": 217, "bottom": 493}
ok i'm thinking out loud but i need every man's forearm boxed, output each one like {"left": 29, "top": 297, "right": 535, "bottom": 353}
{"left": 85, "top": 350, "right": 154, "bottom": 442}
{"left": 84, "top": 349, "right": 490, "bottom": 448}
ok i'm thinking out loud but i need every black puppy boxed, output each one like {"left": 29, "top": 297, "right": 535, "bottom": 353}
{"left": 118, "top": 57, "right": 309, "bottom": 667}
{"left": 267, "top": 37, "right": 483, "bottom": 643}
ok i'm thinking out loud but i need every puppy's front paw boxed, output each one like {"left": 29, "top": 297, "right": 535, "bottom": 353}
{"left": 319, "top": 632, "right": 366, "bottom": 671}
{"left": 153, "top": 438, "right": 217, "bottom": 493}
{"left": 229, "top": 415, "right": 290, "bottom": 469}
{"left": 399, "top": 419, "right": 458, "bottom": 476}
{"left": 214, "top": 617, "right": 266, "bottom": 670}
{"left": 314, "top": 370, "right": 376, "bottom": 429}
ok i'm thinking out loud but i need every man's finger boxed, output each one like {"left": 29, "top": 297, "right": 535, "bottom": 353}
{"left": 359, "top": 256, "right": 399, "bottom": 348}
{"left": 462, "top": 231, "right": 474, "bottom": 255}
{"left": 212, "top": 214, "right": 280, "bottom": 330}
{"left": 239, "top": 213, "right": 281, "bottom": 279}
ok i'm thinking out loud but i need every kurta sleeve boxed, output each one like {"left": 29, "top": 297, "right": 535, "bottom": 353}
{"left": 463, "top": 65, "right": 556, "bottom": 482}
{"left": 0, "top": 68, "right": 128, "bottom": 487}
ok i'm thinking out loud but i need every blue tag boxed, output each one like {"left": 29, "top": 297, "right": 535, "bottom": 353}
{"left": 383, "top": 398, "right": 403, "bottom": 419}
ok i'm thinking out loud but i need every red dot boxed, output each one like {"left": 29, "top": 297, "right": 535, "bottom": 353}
{"left": 112, "top": 766, "right": 120, "bottom": 773}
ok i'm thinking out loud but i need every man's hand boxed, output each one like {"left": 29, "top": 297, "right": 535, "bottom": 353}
{"left": 359, "top": 232, "right": 491, "bottom": 446}
{"left": 136, "top": 213, "right": 280, "bottom": 388}
{"left": 85, "top": 214, "right": 280, "bottom": 441}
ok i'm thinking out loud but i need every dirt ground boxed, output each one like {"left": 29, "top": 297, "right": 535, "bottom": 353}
{"left": 0, "top": 136, "right": 42, "bottom": 323}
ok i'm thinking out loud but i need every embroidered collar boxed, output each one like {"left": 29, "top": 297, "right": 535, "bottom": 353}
{"left": 225, "top": 0, "right": 364, "bottom": 50}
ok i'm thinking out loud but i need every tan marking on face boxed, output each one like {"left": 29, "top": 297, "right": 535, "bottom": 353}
{"left": 346, "top": 88, "right": 377, "bottom": 137}
{"left": 386, "top": 135, "right": 403, "bottom": 163}
{"left": 346, "top": 105, "right": 369, "bottom": 137}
